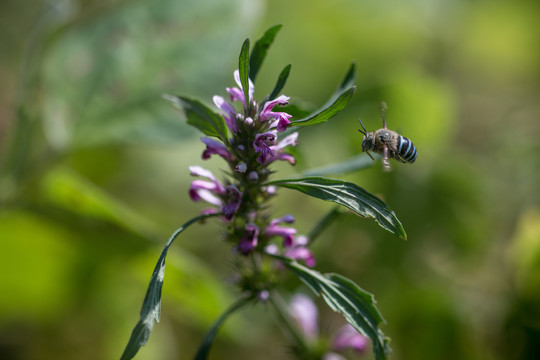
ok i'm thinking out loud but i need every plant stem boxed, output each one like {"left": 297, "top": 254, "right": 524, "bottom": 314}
{"left": 268, "top": 291, "right": 309, "bottom": 353}
{"left": 308, "top": 206, "right": 341, "bottom": 244}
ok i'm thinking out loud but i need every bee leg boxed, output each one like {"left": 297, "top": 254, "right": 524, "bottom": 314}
{"left": 365, "top": 150, "right": 374, "bottom": 161}
{"left": 382, "top": 145, "right": 391, "bottom": 172}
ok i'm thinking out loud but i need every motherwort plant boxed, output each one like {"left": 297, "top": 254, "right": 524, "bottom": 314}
{"left": 121, "top": 26, "right": 406, "bottom": 360}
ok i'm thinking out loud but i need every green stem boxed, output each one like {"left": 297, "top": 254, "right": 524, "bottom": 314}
{"left": 194, "top": 295, "right": 254, "bottom": 360}
{"left": 269, "top": 292, "right": 309, "bottom": 353}
{"left": 308, "top": 206, "right": 341, "bottom": 244}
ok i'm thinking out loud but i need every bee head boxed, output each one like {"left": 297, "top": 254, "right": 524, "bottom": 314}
{"left": 360, "top": 133, "right": 373, "bottom": 152}
{"left": 358, "top": 118, "right": 370, "bottom": 150}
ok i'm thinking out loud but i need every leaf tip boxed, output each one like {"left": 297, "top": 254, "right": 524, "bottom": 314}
{"left": 398, "top": 227, "right": 407, "bottom": 241}
{"left": 162, "top": 94, "right": 180, "bottom": 107}
{"left": 241, "top": 38, "right": 250, "bottom": 50}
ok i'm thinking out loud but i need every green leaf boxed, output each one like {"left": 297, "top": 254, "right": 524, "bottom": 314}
{"left": 238, "top": 39, "right": 250, "bottom": 106}
{"left": 289, "top": 87, "right": 356, "bottom": 127}
{"left": 289, "top": 63, "right": 356, "bottom": 127}
{"left": 323, "top": 63, "right": 357, "bottom": 106}
{"left": 267, "top": 177, "right": 406, "bottom": 240}
{"left": 41, "top": 166, "right": 161, "bottom": 238}
{"left": 278, "top": 257, "right": 391, "bottom": 360}
{"left": 302, "top": 154, "right": 376, "bottom": 177}
{"left": 120, "top": 213, "right": 220, "bottom": 360}
{"left": 194, "top": 296, "right": 253, "bottom": 360}
{"left": 267, "top": 64, "right": 291, "bottom": 102}
{"left": 337, "top": 63, "right": 357, "bottom": 97}
{"left": 249, "top": 24, "right": 283, "bottom": 81}
{"left": 163, "top": 95, "right": 227, "bottom": 140}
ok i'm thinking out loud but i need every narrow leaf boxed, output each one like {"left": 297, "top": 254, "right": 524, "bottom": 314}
{"left": 163, "top": 95, "right": 227, "bottom": 140}
{"left": 238, "top": 39, "right": 250, "bottom": 105}
{"left": 249, "top": 24, "right": 283, "bottom": 81}
{"left": 278, "top": 257, "right": 391, "bottom": 360}
{"left": 267, "top": 64, "right": 291, "bottom": 102}
{"left": 302, "top": 154, "right": 376, "bottom": 177}
{"left": 194, "top": 296, "right": 253, "bottom": 360}
{"left": 324, "top": 62, "right": 357, "bottom": 106}
{"left": 267, "top": 177, "right": 406, "bottom": 240}
{"left": 289, "top": 64, "right": 356, "bottom": 127}
{"left": 289, "top": 87, "right": 355, "bottom": 127}
{"left": 338, "top": 63, "right": 357, "bottom": 96}
{"left": 120, "top": 213, "right": 220, "bottom": 360}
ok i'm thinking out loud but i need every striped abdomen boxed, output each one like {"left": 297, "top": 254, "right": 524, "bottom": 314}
{"left": 397, "top": 135, "right": 417, "bottom": 163}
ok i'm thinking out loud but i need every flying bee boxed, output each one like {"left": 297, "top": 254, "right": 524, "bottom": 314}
{"left": 358, "top": 102, "right": 417, "bottom": 172}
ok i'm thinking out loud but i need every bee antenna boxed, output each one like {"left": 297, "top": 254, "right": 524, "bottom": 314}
{"left": 358, "top": 118, "right": 367, "bottom": 135}
{"left": 379, "top": 102, "right": 388, "bottom": 129}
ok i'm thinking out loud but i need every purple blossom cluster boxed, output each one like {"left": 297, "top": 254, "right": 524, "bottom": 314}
{"left": 188, "top": 70, "right": 314, "bottom": 266}
{"left": 121, "top": 27, "right": 396, "bottom": 360}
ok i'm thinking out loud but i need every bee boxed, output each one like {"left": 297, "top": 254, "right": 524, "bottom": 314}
{"left": 358, "top": 102, "right": 417, "bottom": 172}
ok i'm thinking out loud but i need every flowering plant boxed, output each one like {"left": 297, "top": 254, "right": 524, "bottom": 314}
{"left": 121, "top": 25, "right": 406, "bottom": 360}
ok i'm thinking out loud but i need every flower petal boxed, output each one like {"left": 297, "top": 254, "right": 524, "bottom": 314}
{"left": 213, "top": 95, "right": 238, "bottom": 133}
{"left": 238, "top": 223, "right": 259, "bottom": 255}
{"left": 332, "top": 324, "right": 368, "bottom": 354}
{"left": 190, "top": 188, "right": 223, "bottom": 207}
{"left": 201, "top": 137, "right": 233, "bottom": 161}
{"left": 189, "top": 166, "right": 216, "bottom": 180}
{"left": 261, "top": 95, "right": 290, "bottom": 114}
{"left": 289, "top": 294, "right": 319, "bottom": 340}
{"left": 222, "top": 185, "right": 242, "bottom": 220}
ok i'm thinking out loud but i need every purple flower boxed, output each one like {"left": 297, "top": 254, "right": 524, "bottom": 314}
{"left": 213, "top": 95, "right": 238, "bottom": 133}
{"left": 189, "top": 167, "right": 241, "bottom": 220}
{"left": 247, "top": 171, "right": 258, "bottom": 182}
{"left": 284, "top": 245, "right": 316, "bottom": 267}
{"left": 253, "top": 131, "right": 277, "bottom": 164}
{"left": 265, "top": 215, "right": 297, "bottom": 247}
{"left": 189, "top": 165, "right": 216, "bottom": 178}
{"left": 263, "top": 185, "right": 277, "bottom": 196}
{"left": 226, "top": 70, "right": 254, "bottom": 110}
{"left": 284, "top": 235, "right": 316, "bottom": 267}
{"left": 261, "top": 95, "right": 290, "bottom": 115}
{"left": 264, "top": 243, "right": 280, "bottom": 255}
{"left": 289, "top": 294, "right": 319, "bottom": 340}
{"left": 257, "top": 290, "right": 270, "bottom": 302}
{"left": 244, "top": 117, "right": 254, "bottom": 126}
{"left": 261, "top": 132, "right": 298, "bottom": 165}
{"left": 189, "top": 166, "right": 226, "bottom": 190}
{"left": 235, "top": 162, "right": 247, "bottom": 173}
{"left": 332, "top": 324, "right": 368, "bottom": 354}
{"left": 222, "top": 185, "right": 242, "bottom": 220}
{"left": 188, "top": 166, "right": 226, "bottom": 207}
{"left": 238, "top": 223, "right": 259, "bottom": 255}
{"left": 275, "top": 113, "right": 292, "bottom": 132}
{"left": 189, "top": 180, "right": 223, "bottom": 206}
{"left": 263, "top": 219, "right": 315, "bottom": 267}
{"left": 201, "top": 137, "right": 234, "bottom": 161}
{"left": 260, "top": 95, "right": 292, "bottom": 132}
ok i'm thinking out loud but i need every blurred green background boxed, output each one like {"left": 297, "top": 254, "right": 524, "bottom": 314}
{"left": 1, "top": 0, "right": 539, "bottom": 359}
